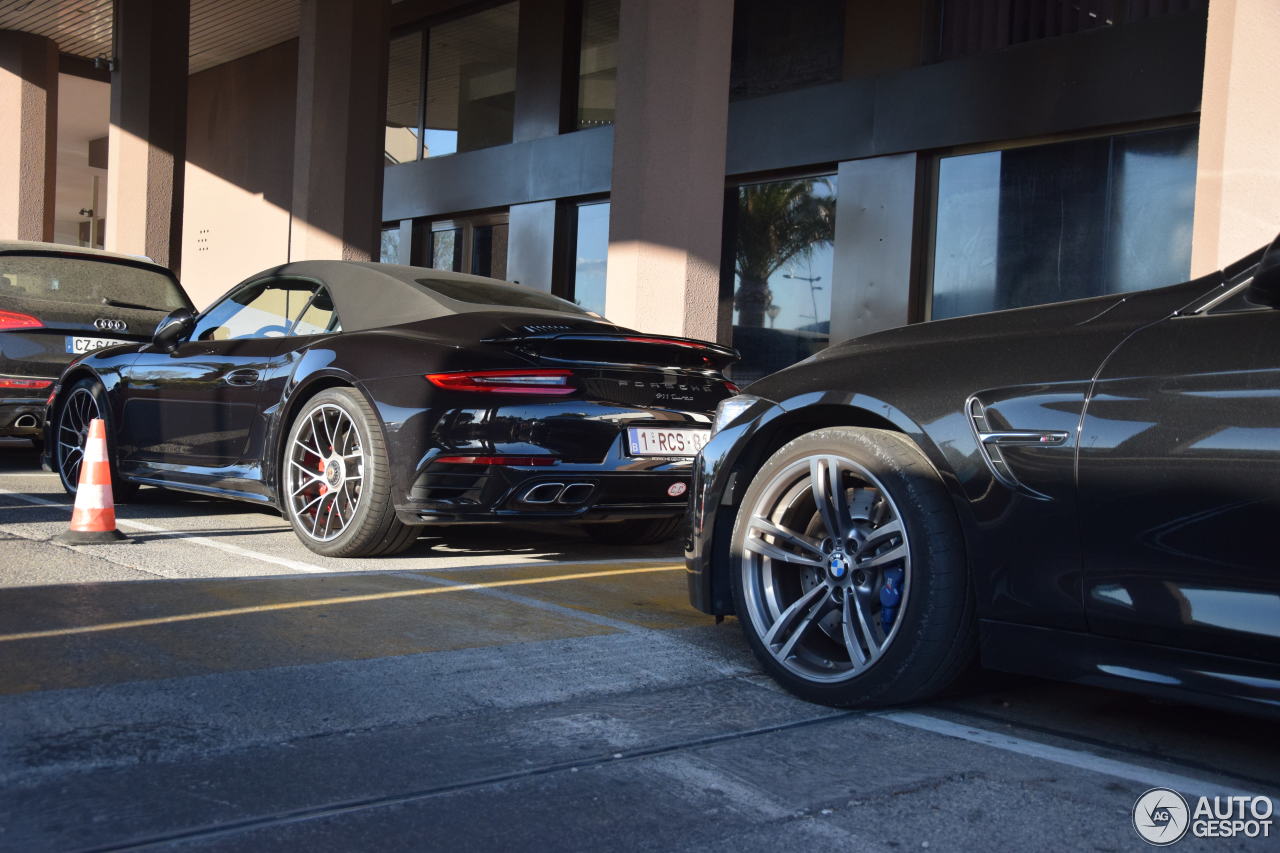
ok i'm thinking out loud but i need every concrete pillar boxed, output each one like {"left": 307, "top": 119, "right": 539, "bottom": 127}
{"left": 105, "top": 0, "right": 190, "bottom": 271}
{"left": 1190, "top": 0, "right": 1280, "bottom": 275}
{"left": 0, "top": 31, "right": 58, "bottom": 242}
{"left": 290, "top": 0, "right": 390, "bottom": 262}
{"left": 604, "top": 0, "right": 734, "bottom": 341}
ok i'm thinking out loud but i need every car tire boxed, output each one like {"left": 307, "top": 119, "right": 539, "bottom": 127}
{"left": 282, "top": 388, "right": 417, "bottom": 557}
{"left": 584, "top": 515, "right": 683, "bottom": 545}
{"left": 53, "top": 376, "right": 138, "bottom": 502}
{"left": 729, "top": 427, "right": 974, "bottom": 708}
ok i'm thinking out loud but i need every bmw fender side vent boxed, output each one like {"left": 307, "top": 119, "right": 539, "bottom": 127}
{"left": 966, "top": 396, "right": 1067, "bottom": 501}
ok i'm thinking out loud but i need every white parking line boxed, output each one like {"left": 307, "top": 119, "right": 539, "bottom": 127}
{"left": 0, "top": 487, "right": 685, "bottom": 582}
{"left": 0, "top": 487, "right": 338, "bottom": 574}
{"left": 876, "top": 710, "right": 1261, "bottom": 799}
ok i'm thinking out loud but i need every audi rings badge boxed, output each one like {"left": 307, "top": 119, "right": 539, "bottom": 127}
{"left": 94, "top": 318, "right": 128, "bottom": 333}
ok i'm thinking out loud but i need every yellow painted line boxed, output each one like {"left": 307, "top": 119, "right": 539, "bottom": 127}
{"left": 0, "top": 565, "right": 682, "bottom": 643}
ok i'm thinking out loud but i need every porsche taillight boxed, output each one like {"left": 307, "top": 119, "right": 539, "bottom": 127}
{"left": 425, "top": 369, "right": 575, "bottom": 395}
{"left": 0, "top": 310, "right": 42, "bottom": 331}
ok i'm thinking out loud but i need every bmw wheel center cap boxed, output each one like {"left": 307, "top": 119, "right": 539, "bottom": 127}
{"left": 828, "top": 553, "right": 849, "bottom": 580}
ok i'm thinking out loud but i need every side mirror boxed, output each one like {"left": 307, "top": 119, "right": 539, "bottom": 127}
{"left": 153, "top": 308, "right": 195, "bottom": 351}
{"left": 1246, "top": 233, "right": 1280, "bottom": 308}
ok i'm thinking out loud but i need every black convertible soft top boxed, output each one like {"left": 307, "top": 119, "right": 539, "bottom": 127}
{"left": 249, "top": 260, "right": 595, "bottom": 333}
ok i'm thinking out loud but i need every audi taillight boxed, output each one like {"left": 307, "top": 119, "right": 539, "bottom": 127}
{"left": 0, "top": 377, "right": 53, "bottom": 390}
{"left": 0, "top": 310, "right": 42, "bottom": 331}
{"left": 425, "top": 369, "right": 575, "bottom": 395}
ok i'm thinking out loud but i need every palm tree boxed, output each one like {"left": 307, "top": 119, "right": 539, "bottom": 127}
{"left": 734, "top": 179, "right": 836, "bottom": 328}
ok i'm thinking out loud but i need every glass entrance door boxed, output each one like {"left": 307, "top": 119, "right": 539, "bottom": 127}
{"left": 425, "top": 212, "right": 509, "bottom": 280}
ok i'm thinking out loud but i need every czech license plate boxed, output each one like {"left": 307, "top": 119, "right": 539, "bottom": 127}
{"left": 626, "top": 427, "right": 710, "bottom": 457}
{"left": 66, "top": 336, "right": 125, "bottom": 354}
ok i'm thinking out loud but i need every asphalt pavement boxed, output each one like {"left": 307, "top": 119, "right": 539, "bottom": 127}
{"left": 0, "top": 440, "right": 1276, "bottom": 852}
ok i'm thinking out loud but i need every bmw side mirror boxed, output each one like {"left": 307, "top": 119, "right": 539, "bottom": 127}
{"left": 1246, "top": 232, "right": 1280, "bottom": 308}
{"left": 153, "top": 308, "right": 195, "bottom": 351}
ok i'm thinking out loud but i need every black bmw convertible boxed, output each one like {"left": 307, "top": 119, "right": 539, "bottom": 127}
{"left": 45, "top": 261, "right": 736, "bottom": 556}
{"left": 687, "top": 235, "right": 1280, "bottom": 716}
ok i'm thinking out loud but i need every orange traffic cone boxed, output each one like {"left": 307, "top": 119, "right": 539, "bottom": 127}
{"left": 55, "top": 418, "right": 128, "bottom": 544}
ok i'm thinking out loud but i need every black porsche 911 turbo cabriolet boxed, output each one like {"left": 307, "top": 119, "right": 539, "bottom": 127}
{"left": 687, "top": 235, "right": 1280, "bottom": 716}
{"left": 45, "top": 261, "right": 737, "bottom": 556}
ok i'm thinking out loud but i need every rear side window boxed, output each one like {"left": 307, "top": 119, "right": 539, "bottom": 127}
{"left": 0, "top": 255, "right": 188, "bottom": 312}
{"left": 414, "top": 277, "right": 590, "bottom": 315}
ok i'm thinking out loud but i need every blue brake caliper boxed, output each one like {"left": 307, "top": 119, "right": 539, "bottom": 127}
{"left": 879, "top": 567, "right": 904, "bottom": 633}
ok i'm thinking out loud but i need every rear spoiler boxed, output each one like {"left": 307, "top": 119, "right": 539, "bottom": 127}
{"left": 484, "top": 331, "right": 739, "bottom": 371}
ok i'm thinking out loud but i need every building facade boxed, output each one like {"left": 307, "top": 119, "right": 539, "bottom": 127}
{"left": 1, "top": 0, "right": 1277, "bottom": 383}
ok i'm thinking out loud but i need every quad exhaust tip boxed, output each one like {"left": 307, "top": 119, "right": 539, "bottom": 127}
{"left": 518, "top": 482, "right": 596, "bottom": 505}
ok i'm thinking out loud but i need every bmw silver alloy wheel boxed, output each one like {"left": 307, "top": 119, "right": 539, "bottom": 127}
{"left": 738, "top": 454, "right": 911, "bottom": 683}
{"left": 287, "top": 403, "right": 366, "bottom": 542}
{"left": 56, "top": 386, "right": 101, "bottom": 489}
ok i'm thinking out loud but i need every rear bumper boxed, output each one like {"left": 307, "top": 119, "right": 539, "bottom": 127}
{"left": 396, "top": 463, "right": 694, "bottom": 526}
{"left": 0, "top": 393, "right": 50, "bottom": 437}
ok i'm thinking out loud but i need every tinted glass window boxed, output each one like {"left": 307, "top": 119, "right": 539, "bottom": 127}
{"left": 0, "top": 256, "right": 188, "bottom": 313}
{"left": 424, "top": 3, "right": 519, "bottom": 157}
{"left": 730, "top": 176, "right": 837, "bottom": 384}
{"left": 573, "top": 201, "right": 610, "bottom": 316}
{"left": 414, "top": 277, "right": 589, "bottom": 315}
{"left": 729, "top": 0, "right": 844, "bottom": 100}
{"left": 380, "top": 226, "right": 401, "bottom": 263}
{"left": 385, "top": 31, "right": 425, "bottom": 163}
{"left": 578, "top": 0, "right": 618, "bottom": 129}
{"left": 431, "top": 228, "right": 462, "bottom": 271}
{"left": 931, "top": 125, "right": 1198, "bottom": 320}
{"left": 471, "top": 222, "right": 508, "bottom": 279}
{"left": 938, "top": 0, "right": 1207, "bottom": 61}
{"left": 192, "top": 280, "right": 320, "bottom": 341}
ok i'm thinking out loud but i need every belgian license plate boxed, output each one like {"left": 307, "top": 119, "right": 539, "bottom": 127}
{"left": 66, "top": 336, "right": 125, "bottom": 354}
{"left": 626, "top": 427, "right": 710, "bottom": 457}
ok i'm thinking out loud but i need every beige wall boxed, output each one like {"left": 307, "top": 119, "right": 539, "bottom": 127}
{"left": 181, "top": 41, "right": 298, "bottom": 308}
{"left": 1191, "top": 0, "right": 1280, "bottom": 275}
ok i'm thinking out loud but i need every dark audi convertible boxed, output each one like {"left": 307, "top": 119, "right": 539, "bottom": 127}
{"left": 687, "top": 236, "right": 1280, "bottom": 715}
{"left": 46, "top": 261, "right": 736, "bottom": 556}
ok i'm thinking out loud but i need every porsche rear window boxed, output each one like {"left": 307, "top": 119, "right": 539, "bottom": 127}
{"left": 414, "top": 277, "right": 591, "bottom": 315}
{"left": 0, "top": 255, "right": 189, "bottom": 312}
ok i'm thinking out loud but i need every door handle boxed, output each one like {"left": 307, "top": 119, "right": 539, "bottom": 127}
{"left": 223, "top": 369, "right": 260, "bottom": 386}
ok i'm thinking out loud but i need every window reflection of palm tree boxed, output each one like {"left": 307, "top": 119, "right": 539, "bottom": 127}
{"left": 734, "top": 179, "right": 836, "bottom": 328}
